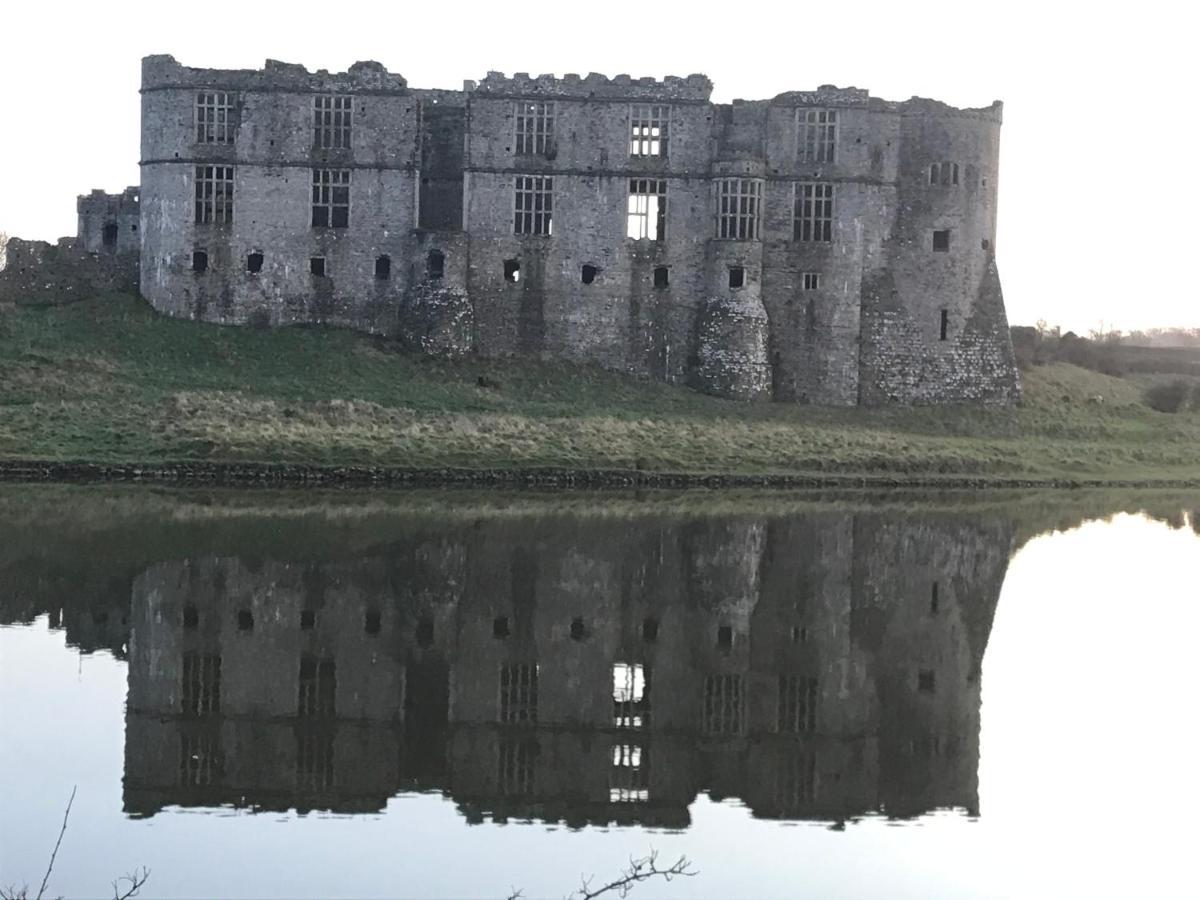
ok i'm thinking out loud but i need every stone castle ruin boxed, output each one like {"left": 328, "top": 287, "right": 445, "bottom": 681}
{"left": 4, "top": 54, "right": 1022, "bottom": 405}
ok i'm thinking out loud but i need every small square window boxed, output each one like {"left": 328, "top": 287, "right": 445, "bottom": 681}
{"left": 246, "top": 251, "right": 263, "bottom": 273}
{"left": 918, "top": 669, "right": 936, "bottom": 693}
{"left": 237, "top": 610, "right": 254, "bottom": 631}
{"left": 642, "top": 617, "right": 659, "bottom": 642}
{"left": 365, "top": 610, "right": 381, "bottom": 636}
{"left": 300, "top": 609, "right": 315, "bottom": 630}
{"left": 932, "top": 230, "right": 951, "bottom": 252}
{"left": 182, "top": 606, "right": 199, "bottom": 629}
{"left": 192, "top": 250, "right": 208, "bottom": 273}
{"left": 653, "top": 266, "right": 669, "bottom": 288}
{"left": 728, "top": 267, "right": 745, "bottom": 289}
{"left": 717, "top": 624, "right": 733, "bottom": 650}
{"left": 570, "top": 617, "right": 587, "bottom": 641}
{"left": 310, "top": 257, "right": 326, "bottom": 277}
{"left": 493, "top": 616, "right": 510, "bottom": 639}
{"left": 581, "top": 264, "right": 598, "bottom": 284}
{"left": 503, "top": 259, "right": 520, "bottom": 283}
{"left": 427, "top": 250, "right": 445, "bottom": 279}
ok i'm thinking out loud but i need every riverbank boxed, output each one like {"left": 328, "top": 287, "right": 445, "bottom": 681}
{"left": 2, "top": 293, "right": 1198, "bottom": 486}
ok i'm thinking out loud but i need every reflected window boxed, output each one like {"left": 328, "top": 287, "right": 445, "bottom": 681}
{"left": 298, "top": 655, "right": 336, "bottom": 717}
{"left": 181, "top": 652, "right": 221, "bottom": 716}
{"left": 775, "top": 751, "right": 817, "bottom": 812}
{"left": 610, "top": 743, "right": 649, "bottom": 803}
{"left": 498, "top": 738, "right": 538, "bottom": 796}
{"left": 499, "top": 663, "right": 539, "bottom": 724}
{"left": 778, "top": 675, "right": 817, "bottom": 733}
{"left": 918, "top": 669, "right": 936, "bottom": 694}
{"left": 703, "top": 674, "right": 745, "bottom": 735}
{"left": 612, "top": 663, "right": 650, "bottom": 728}
{"left": 295, "top": 728, "right": 335, "bottom": 792}
{"left": 179, "top": 731, "right": 224, "bottom": 786}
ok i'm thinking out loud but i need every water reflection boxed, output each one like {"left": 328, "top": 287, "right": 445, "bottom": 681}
{"left": 4, "top": 508, "right": 1015, "bottom": 828}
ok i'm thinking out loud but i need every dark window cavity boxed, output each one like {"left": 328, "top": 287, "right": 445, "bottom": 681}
{"left": 416, "top": 616, "right": 435, "bottom": 648}
{"left": 313, "top": 95, "right": 352, "bottom": 150}
{"left": 182, "top": 605, "right": 199, "bottom": 630}
{"left": 570, "top": 617, "right": 587, "bottom": 641}
{"left": 364, "top": 609, "right": 381, "bottom": 636}
{"left": 504, "top": 258, "right": 521, "bottom": 283}
{"left": 493, "top": 616, "right": 510, "bottom": 639}
{"left": 427, "top": 249, "right": 445, "bottom": 279}
{"left": 653, "top": 266, "right": 669, "bottom": 288}
{"left": 931, "top": 582, "right": 940, "bottom": 614}
{"left": 933, "top": 230, "right": 951, "bottom": 252}
{"left": 310, "top": 257, "right": 326, "bottom": 277}
{"left": 375, "top": 255, "right": 391, "bottom": 280}
{"left": 728, "top": 266, "right": 745, "bottom": 289}
{"left": 192, "top": 250, "right": 208, "bottom": 273}
{"left": 940, "top": 309, "right": 949, "bottom": 341}
{"left": 246, "top": 251, "right": 263, "bottom": 273}
{"left": 300, "top": 609, "right": 316, "bottom": 630}
{"left": 237, "top": 609, "right": 254, "bottom": 632}
{"left": 642, "top": 616, "right": 659, "bottom": 642}
{"left": 717, "top": 624, "right": 734, "bottom": 651}
{"left": 581, "top": 264, "right": 598, "bottom": 285}
{"left": 918, "top": 669, "right": 936, "bottom": 693}
{"left": 194, "top": 165, "right": 234, "bottom": 225}
{"left": 514, "top": 175, "right": 553, "bottom": 235}
{"left": 794, "top": 182, "right": 834, "bottom": 242}
{"left": 102, "top": 223, "right": 118, "bottom": 247}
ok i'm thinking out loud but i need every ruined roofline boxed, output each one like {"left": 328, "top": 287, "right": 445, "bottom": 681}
{"left": 141, "top": 54, "right": 409, "bottom": 95}
{"left": 470, "top": 70, "right": 714, "bottom": 102}
{"left": 768, "top": 86, "right": 1003, "bottom": 122}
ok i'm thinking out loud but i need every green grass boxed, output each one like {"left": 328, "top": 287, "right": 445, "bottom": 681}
{"left": 1, "top": 293, "right": 1197, "bottom": 482}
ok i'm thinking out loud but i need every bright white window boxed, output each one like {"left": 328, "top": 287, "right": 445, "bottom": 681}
{"left": 627, "top": 179, "right": 667, "bottom": 240}
{"left": 630, "top": 104, "right": 669, "bottom": 158}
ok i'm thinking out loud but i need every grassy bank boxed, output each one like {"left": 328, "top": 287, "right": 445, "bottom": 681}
{"left": 1, "top": 294, "right": 1197, "bottom": 483}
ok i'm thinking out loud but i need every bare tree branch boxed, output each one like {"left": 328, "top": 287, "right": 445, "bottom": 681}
{"left": 566, "top": 850, "right": 696, "bottom": 900}
{"left": 111, "top": 868, "right": 150, "bottom": 900}
{"left": 35, "top": 785, "right": 76, "bottom": 900}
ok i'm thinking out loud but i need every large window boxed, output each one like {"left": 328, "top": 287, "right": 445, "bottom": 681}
{"left": 716, "top": 178, "right": 762, "bottom": 240}
{"left": 798, "top": 108, "right": 837, "bottom": 163}
{"left": 610, "top": 744, "right": 649, "bottom": 803}
{"left": 793, "top": 182, "right": 834, "bottom": 242}
{"left": 703, "top": 674, "right": 745, "bottom": 735}
{"left": 195, "top": 91, "right": 235, "bottom": 144}
{"left": 515, "top": 101, "right": 555, "bottom": 156}
{"left": 612, "top": 663, "right": 650, "bottom": 728}
{"left": 499, "top": 663, "right": 539, "bottom": 723}
{"left": 312, "top": 169, "right": 351, "bottom": 228}
{"left": 627, "top": 179, "right": 667, "bottom": 241}
{"left": 630, "top": 104, "right": 669, "bottom": 158}
{"left": 314, "top": 95, "right": 352, "bottom": 150}
{"left": 514, "top": 175, "right": 553, "bottom": 235}
{"left": 181, "top": 652, "right": 222, "bottom": 716}
{"left": 777, "top": 675, "right": 818, "bottom": 733}
{"left": 194, "top": 165, "right": 234, "bottom": 225}
{"left": 298, "top": 655, "right": 336, "bottom": 718}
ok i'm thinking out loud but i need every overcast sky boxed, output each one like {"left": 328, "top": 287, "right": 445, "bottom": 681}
{"left": 2, "top": 1, "right": 1194, "bottom": 332}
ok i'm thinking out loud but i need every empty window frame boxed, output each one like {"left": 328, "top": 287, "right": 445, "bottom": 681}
{"left": 195, "top": 91, "right": 235, "bottom": 144}
{"left": 652, "top": 267, "right": 669, "bottom": 289}
{"left": 298, "top": 655, "right": 336, "bottom": 718}
{"left": 728, "top": 267, "right": 745, "bottom": 289}
{"left": 778, "top": 675, "right": 818, "bottom": 733}
{"left": 716, "top": 178, "right": 762, "bottom": 240}
{"left": 181, "top": 652, "right": 221, "bottom": 716}
{"left": 192, "top": 250, "right": 208, "bottom": 272}
{"left": 498, "top": 738, "right": 537, "bottom": 796}
{"left": 246, "top": 251, "right": 264, "bottom": 273}
{"left": 375, "top": 255, "right": 391, "bottom": 279}
{"left": 703, "top": 674, "right": 745, "bottom": 735}
{"left": 630, "top": 104, "right": 669, "bottom": 158}
{"left": 314, "top": 95, "right": 352, "bottom": 150}
{"left": 628, "top": 179, "right": 667, "bottom": 241}
{"left": 310, "top": 257, "right": 326, "bottom": 276}
{"left": 610, "top": 743, "right": 649, "bottom": 802}
{"left": 798, "top": 108, "right": 837, "bottom": 163}
{"left": 932, "top": 229, "right": 951, "bottom": 252}
{"left": 802, "top": 272, "right": 821, "bottom": 291}
{"left": 515, "top": 101, "right": 555, "bottom": 156}
{"left": 427, "top": 249, "right": 445, "bottom": 279}
{"left": 793, "top": 182, "right": 834, "bottom": 242}
{"left": 312, "top": 169, "right": 350, "bottom": 228}
{"left": 929, "top": 162, "right": 960, "bottom": 186}
{"left": 194, "top": 165, "right": 234, "bottom": 225}
{"left": 499, "top": 663, "right": 539, "bottom": 724}
{"left": 514, "top": 175, "right": 553, "bottom": 235}
{"left": 295, "top": 729, "right": 335, "bottom": 792}
{"left": 612, "top": 663, "right": 649, "bottom": 729}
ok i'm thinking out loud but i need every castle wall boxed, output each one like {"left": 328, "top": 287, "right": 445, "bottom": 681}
{"left": 136, "top": 55, "right": 1019, "bottom": 406}
{"left": 77, "top": 187, "right": 141, "bottom": 255}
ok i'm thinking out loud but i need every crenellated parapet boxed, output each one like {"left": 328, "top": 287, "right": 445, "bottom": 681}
{"left": 470, "top": 70, "right": 713, "bottom": 102}
{"left": 140, "top": 54, "right": 410, "bottom": 95}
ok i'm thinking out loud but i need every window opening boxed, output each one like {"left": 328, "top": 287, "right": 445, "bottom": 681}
{"left": 940, "top": 309, "right": 949, "bottom": 341}
{"left": 514, "top": 175, "right": 553, "bottom": 235}
{"left": 717, "top": 624, "right": 734, "bottom": 649}
{"left": 504, "top": 258, "right": 521, "bottom": 283}
{"left": 703, "top": 674, "right": 745, "bottom": 735}
{"left": 192, "top": 250, "right": 208, "bottom": 273}
{"left": 427, "top": 249, "right": 445, "bottom": 279}
{"left": 933, "top": 229, "right": 951, "bottom": 252}
{"left": 642, "top": 616, "right": 659, "bottom": 642}
{"left": 931, "top": 582, "right": 940, "bottom": 614}
{"left": 499, "top": 663, "right": 539, "bottom": 723}
{"left": 515, "top": 101, "right": 555, "bottom": 156}
{"left": 581, "top": 264, "right": 598, "bottom": 285}
{"left": 794, "top": 182, "right": 834, "bottom": 242}
{"left": 798, "top": 108, "right": 837, "bottom": 163}
{"left": 194, "top": 165, "right": 234, "bottom": 225}
{"left": 298, "top": 655, "right": 336, "bottom": 717}
{"left": 237, "top": 609, "right": 254, "bottom": 631}
{"left": 195, "top": 91, "right": 235, "bottom": 144}
{"left": 653, "top": 267, "right": 669, "bottom": 289}
{"left": 778, "top": 675, "right": 818, "bottom": 732}
{"left": 314, "top": 95, "right": 352, "bottom": 149}
{"left": 628, "top": 178, "right": 667, "bottom": 240}
{"left": 416, "top": 616, "right": 435, "bottom": 648}
{"left": 312, "top": 168, "right": 350, "bottom": 228}
{"left": 802, "top": 272, "right": 821, "bottom": 291}
{"left": 183, "top": 605, "right": 199, "bottom": 630}
{"left": 246, "top": 251, "right": 263, "bottom": 273}
{"left": 181, "top": 652, "right": 221, "bottom": 716}
{"left": 728, "top": 267, "right": 745, "bottom": 289}
{"left": 365, "top": 609, "right": 381, "bottom": 636}
{"left": 610, "top": 743, "right": 648, "bottom": 802}
{"left": 375, "top": 255, "right": 391, "bottom": 279}
{"left": 630, "top": 104, "right": 669, "bottom": 158}
{"left": 310, "top": 257, "right": 326, "bottom": 277}
{"left": 300, "top": 609, "right": 316, "bottom": 630}
{"left": 493, "top": 616, "right": 510, "bottom": 639}
{"left": 613, "top": 663, "right": 649, "bottom": 728}
{"left": 717, "top": 178, "right": 762, "bottom": 240}
{"left": 102, "top": 223, "right": 118, "bottom": 247}
{"left": 570, "top": 617, "right": 587, "bottom": 641}
{"left": 918, "top": 669, "right": 936, "bottom": 693}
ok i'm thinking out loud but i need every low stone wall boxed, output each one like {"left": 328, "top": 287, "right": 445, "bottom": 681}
{"left": 0, "top": 237, "right": 139, "bottom": 306}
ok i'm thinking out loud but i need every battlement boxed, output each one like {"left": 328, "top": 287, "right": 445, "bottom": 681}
{"left": 899, "top": 96, "right": 1004, "bottom": 123}
{"left": 141, "top": 54, "right": 409, "bottom": 94}
{"left": 471, "top": 70, "right": 713, "bottom": 102}
{"left": 77, "top": 186, "right": 140, "bottom": 215}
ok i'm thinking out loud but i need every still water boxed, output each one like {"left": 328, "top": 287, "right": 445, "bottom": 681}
{"left": 1, "top": 488, "right": 1197, "bottom": 899}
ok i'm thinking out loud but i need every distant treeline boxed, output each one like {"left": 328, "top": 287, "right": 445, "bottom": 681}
{"left": 1012, "top": 324, "right": 1200, "bottom": 413}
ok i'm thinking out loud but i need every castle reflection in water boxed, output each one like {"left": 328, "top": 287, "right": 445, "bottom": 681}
{"left": 15, "top": 508, "right": 1016, "bottom": 828}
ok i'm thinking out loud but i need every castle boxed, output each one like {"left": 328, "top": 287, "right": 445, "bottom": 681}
{"left": 8, "top": 54, "right": 1022, "bottom": 405}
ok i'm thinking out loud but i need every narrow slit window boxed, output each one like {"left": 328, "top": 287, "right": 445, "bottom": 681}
{"left": 514, "top": 175, "right": 553, "bottom": 235}
{"left": 314, "top": 95, "right": 352, "bottom": 150}
{"left": 312, "top": 169, "right": 350, "bottom": 228}
{"left": 194, "top": 165, "right": 234, "bottom": 225}
{"left": 940, "top": 309, "right": 949, "bottom": 341}
{"left": 627, "top": 179, "right": 667, "bottom": 241}
{"left": 717, "top": 178, "right": 762, "bottom": 240}
{"left": 802, "top": 272, "right": 821, "bottom": 291}
{"left": 793, "top": 182, "right": 834, "bottom": 242}
{"left": 630, "top": 104, "right": 669, "bottom": 158}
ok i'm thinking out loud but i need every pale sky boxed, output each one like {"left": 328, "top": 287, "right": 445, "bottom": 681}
{"left": 2, "top": 0, "right": 1196, "bottom": 332}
